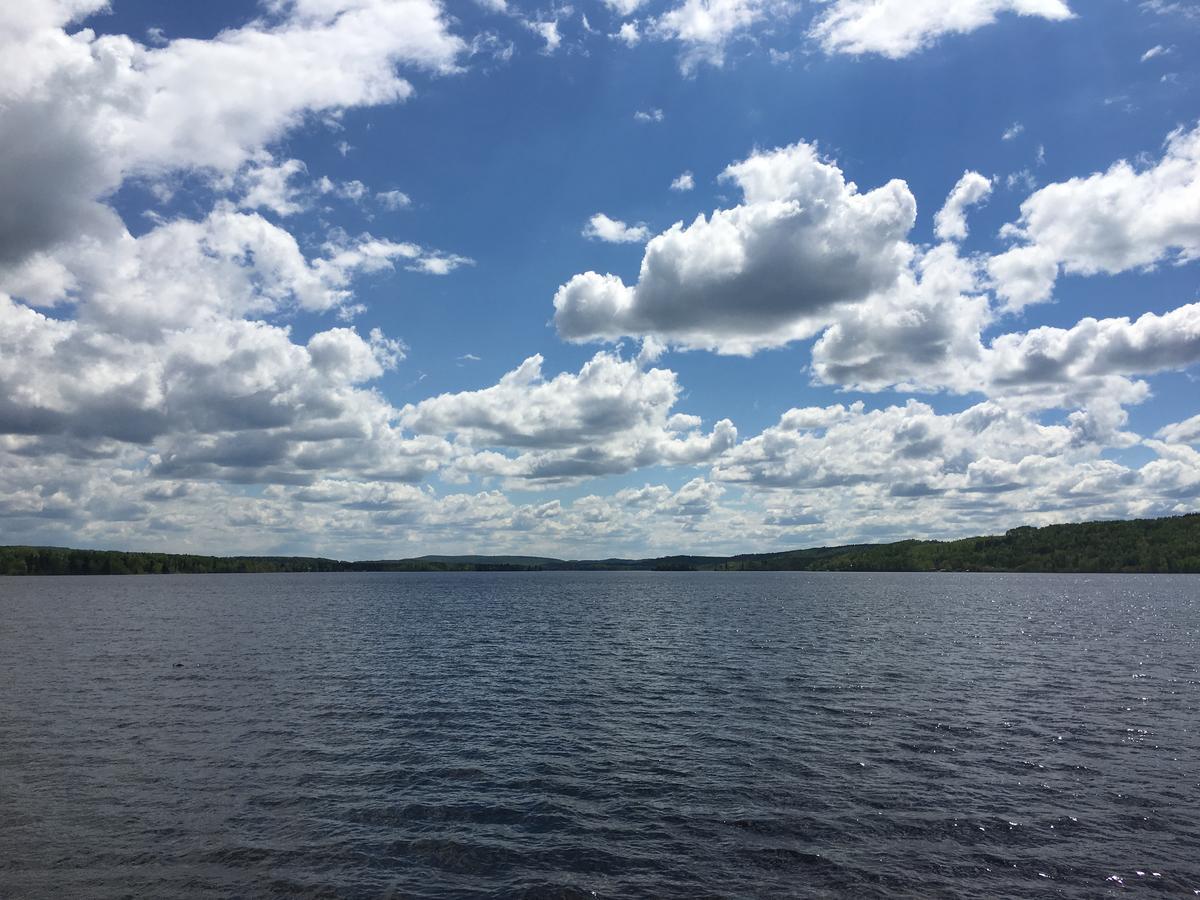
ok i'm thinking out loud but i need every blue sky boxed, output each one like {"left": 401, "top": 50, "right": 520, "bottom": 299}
{"left": 1, "top": 0, "right": 1198, "bottom": 557}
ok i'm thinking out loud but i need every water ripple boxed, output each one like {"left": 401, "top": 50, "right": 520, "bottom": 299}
{"left": 1, "top": 571, "right": 1198, "bottom": 898}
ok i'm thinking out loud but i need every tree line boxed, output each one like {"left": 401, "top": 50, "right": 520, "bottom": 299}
{"left": 2, "top": 513, "right": 1198, "bottom": 575}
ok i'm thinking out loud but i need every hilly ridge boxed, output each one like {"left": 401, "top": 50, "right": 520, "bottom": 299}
{"left": 2, "top": 513, "right": 1198, "bottom": 576}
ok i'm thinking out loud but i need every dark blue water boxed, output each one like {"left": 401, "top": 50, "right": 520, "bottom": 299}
{"left": 1, "top": 572, "right": 1198, "bottom": 898}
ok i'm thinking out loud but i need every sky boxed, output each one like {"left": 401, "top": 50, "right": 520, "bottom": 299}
{"left": 1, "top": 0, "right": 1199, "bottom": 559}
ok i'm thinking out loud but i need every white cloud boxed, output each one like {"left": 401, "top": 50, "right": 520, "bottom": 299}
{"left": 583, "top": 213, "right": 652, "bottom": 243}
{"left": 317, "top": 177, "right": 371, "bottom": 203}
{"left": 1158, "top": 414, "right": 1200, "bottom": 445}
{"left": 670, "top": 171, "right": 696, "bottom": 192}
{"left": 0, "top": 0, "right": 464, "bottom": 267}
{"left": 650, "top": 0, "right": 778, "bottom": 72}
{"left": 1141, "top": 44, "right": 1171, "bottom": 62}
{"left": 814, "top": 264, "right": 1200, "bottom": 409}
{"left": 634, "top": 107, "right": 665, "bottom": 122}
{"left": 811, "top": 0, "right": 1073, "bottom": 59}
{"left": 810, "top": 243, "right": 992, "bottom": 395}
{"left": 934, "top": 171, "right": 993, "bottom": 241}
{"left": 377, "top": 190, "right": 413, "bottom": 210}
{"left": 1141, "top": 1, "right": 1200, "bottom": 19}
{"left": 237, "top": 157, "right": 309, "bottom": 216}
{"left": 605, "top": 0, "right": 649, "bottom": 15}
{"left": 696, "top": 396, "right": 1200, "bottom": 544}
{"left": 1002, "top": 122, "right": 1025, "bottom": 141}
{"left": 1006, "top": 168, "right": 1038, "bottom": 192}
{"left": 524, "top": 18, "right": 563, "bottom": 53}
{"left": 400, "top": 351, "right": 736, "bottom": 482}
{"left": 555, "top": 141, "right": 916, "bottom": 354}
{"left": 989, "top": 123, "right": 1200, "bottom": 309}
{"left": 0, "top": 0, "right": 492, "bottom": 542}
{"left": 406, "top": 253, "right": 475, "bottom": 275}
{"left": 986, "top": 303, "right": 1200, "bottom": 395}
{"left": 615, "top": 21, "right": 641, "bottom": 46}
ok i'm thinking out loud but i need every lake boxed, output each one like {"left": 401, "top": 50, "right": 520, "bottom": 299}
{"left": 1, "top": 572, "right": 1198, "bottom": 897}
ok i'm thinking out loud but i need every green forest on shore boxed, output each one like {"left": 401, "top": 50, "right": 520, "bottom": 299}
{"left": 2, "top": 513, "right": 1198, "bottom": 576}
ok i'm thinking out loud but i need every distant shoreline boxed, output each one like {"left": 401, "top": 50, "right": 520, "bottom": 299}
{"left": 3, "top": 513, "right": 1198, "bottom": 576}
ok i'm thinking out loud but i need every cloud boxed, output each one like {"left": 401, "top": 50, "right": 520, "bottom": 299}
{"left": 814, "top": 258, "right": 1200, "bottom": 409}
{"left": 583, "top": 213, "right": 652, "bottom": 243}
{"left": 989, "top": 123, "right": 1200, "bottom": 309}
{"left": 604, "top": 0, "right": 649, "bottom": 14}
{"left": 934, "top": 171, "right": 993, "bottom": 241}
{"left": 810, "top": 243, "right": 992, "bottom": 395}
{"left": 0, "top": 0, "right": 465, "bottom": 267}
{"left": 1141, "top": 1, "right": 1199, "bottom": 19}
{"left": 400, "top": 351, "right": 736, "bottom": 482}
{"left": 650, "top": 0, "right": 782, "bottom": 72}
{"left": 670, "top": 171, "right": 696, "bottom": 192}
{"left": 1157, "top": 414, "right": 1200, "bottom": 445}
{"left": 406, "top": 253, "right": 475, "bottom": 275}
{"left": 614, "top": 21, "right": 641, "bottom": 46}
{"left": 523, "top": 17, "right": 563, "bottom": 53}
{"left": 1141, "top": 44, "right": 1171, "bottom": 62}
{"left": 236, "top": 157, "right": 309, "bottom": 216}
{"left": 714, "top": 399, "right": 1082, "bottom": 491}
{"left": 634, "top": 108, "right": 665, "bottom": 122}
{"left": 377, "top": 190, "right": 413, "bottom": 210}
{"left": 986, "top": 303, "right": 1200, "bottom": 394}
{"left": 706, "top": 395, "right": 1200, "bottom": 537}
{"left": 317, "top": 177, "right": 371, "bottom": 203}
{"left": 555, "top": 141, "right": 916, "bottom": 354}
{"left": 810, "top": 0, "right": 1073, "bottom": 59}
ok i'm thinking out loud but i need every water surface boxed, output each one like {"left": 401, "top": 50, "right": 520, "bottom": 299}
{"left": 1, "top": 572, "right": 1197, "bottom": 897}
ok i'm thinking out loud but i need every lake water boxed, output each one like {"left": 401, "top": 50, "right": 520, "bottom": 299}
{"left": 1, "top": 572, "right": 1198, "bottom": 898}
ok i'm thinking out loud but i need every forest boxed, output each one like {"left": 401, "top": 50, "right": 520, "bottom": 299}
{"left": 2, "top": 513, "right": 1198, "bottom": 575}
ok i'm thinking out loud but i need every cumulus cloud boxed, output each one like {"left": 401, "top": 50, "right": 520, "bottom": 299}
{"left": 986, "top": 303, "right": 1200, "bottom": 395}
{"left": 524, "top": 18, "right": 563, "bottom": 54}
{"left": 583, "top": 213, "right": 651, "bottom": 243}
{"left": 934, "top": 171, "right": 993, "bottom": 241}
{"left": 237, "top": 157, "right": 309, "bottom": 216}
{"left": 377, "top": 190, "right": 413, "bottom": 210}
{"left": 648, "top": 0, "right": 800, "bottom": 72}
{"left": 1158, "top": 414, "right": 1200, "bottom": 445}
{"left": 707, "top": 395, "right": 1200, "bottom": 540}
{"left": 0, "top": 0, "right": 464, "bottom": 267}
{"left": 670, "top": 171, "right": 696, "bottom": 191}
{"left": 634, "top": 107, "right": 665, "bottom": 122}
{"left": 555, "top": 141, "right": 916, "bottom": 354}
{"left": 400, "top": 351, "right": 736, "bottom": 482}
{"left": 0, "top": 2, "right": 477, "bottom": 500}
{"left": 810, "top": 0, "right": 1073, "bottom": 59}
{"left": 814, "top": 263, "right": 1200, "bottom": 410}
{"left": 989, "top": 123, "right": 1200, "bottom": 309}
{"left": 614, "top": 21, "right": 641, "bottom": 46}
{"left": 810, "top": 243, "right": 992, "bottom": 394}
{"left": 604, "top": 0, "right": 648, "bottom": 15}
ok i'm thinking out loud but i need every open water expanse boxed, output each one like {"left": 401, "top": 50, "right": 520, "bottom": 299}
{"left": 1, "top": 572, "right": 1198, "bottom": 898}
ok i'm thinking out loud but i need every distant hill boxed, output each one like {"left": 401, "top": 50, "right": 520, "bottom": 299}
{"left": 2, "top": 513, "right": 1198, "bottom": 575}
{"left": 724, "top": 514, "right": 1200, "bottom": 573}
{"left": 412, "top": 555, "right": 563, "bottom": 567}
